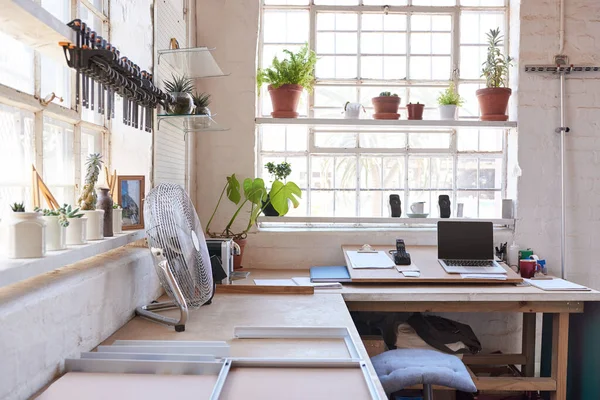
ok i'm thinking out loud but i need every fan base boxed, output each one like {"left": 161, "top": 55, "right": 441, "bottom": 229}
{"left": 175, "top": 325, "right": 185, "bottom": 332}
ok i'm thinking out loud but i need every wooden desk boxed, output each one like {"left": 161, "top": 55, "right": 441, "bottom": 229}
{"left": 238, "top": 269, "right": 600, "bottom": 399}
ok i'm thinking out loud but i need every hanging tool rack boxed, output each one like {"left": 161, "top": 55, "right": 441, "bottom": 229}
{"left": 59, "top": 19, "right": 174, "bottom": 132}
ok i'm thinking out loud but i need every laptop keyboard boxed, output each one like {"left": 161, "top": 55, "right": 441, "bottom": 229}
{"left": 443, "top": 259, "right": 495, "bottom": 267}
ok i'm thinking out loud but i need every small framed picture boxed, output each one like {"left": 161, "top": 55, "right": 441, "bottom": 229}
{"left": 117, "top": 175, "right": 145, "bottom": 230}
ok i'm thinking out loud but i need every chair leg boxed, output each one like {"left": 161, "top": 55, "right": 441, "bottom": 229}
{"left": 422, "top": 384, "right": 434, "bottom": 400}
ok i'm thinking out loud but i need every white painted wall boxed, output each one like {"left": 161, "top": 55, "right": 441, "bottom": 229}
{"left": 0, "top": 246, "right": 161, "bottom": 400}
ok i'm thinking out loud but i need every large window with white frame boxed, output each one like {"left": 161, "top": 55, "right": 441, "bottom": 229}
{"left": 257, "top": 0, "right": 509, "bottom": 220}
{"left": 0, "top": 0, "right": 109, "bottom": 215}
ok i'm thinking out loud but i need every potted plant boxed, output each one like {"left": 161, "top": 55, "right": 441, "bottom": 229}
{"left": 206, "top": 174, "right": 301, "bottom": 269}
{"left": 112, "top": 203, "right": 123, "bottom": 234}
{"left": 35, "top": 206, "right": 68, "bottom": 251}
{"left": 64, "top": 204, "right": 87, "bottom": 245}
{"left": 6, "top": 202, "right": 45, "bottom": 258}
{"left": 437, "top": 83, "right": 464, "bottom": 120}
{"left": 257, "top": 43, "right": 317, "bottom": 118}
{"left": 164, "top": 74, "right": 195, "bottom": 115}
{"left": 191, "top": 91, "right": 212, "bottom": 129}
{"left": 343, "top": 101, "right": 365, "bottom": 119}
{"left": 407, "top": 102, "right": 425, "bottom": 120}
{"left": 372, "top": 92, "right": 400, "bottom": 120}
{"left": 77, "top": 153, "right": 104, "bottom": 241}
{"left": 477, "top": 28, "right": 514, "bottom": 121}
{"left": 262, "top": 161, "right": 293, "bottom": 217}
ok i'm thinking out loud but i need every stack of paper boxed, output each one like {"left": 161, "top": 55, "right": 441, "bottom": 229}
{"left": 525, "top": 278, "right": 591, "bottom": 291}
{"left": 253, "top": 278, "right": 342, "bottom": 289}
{"left": 346, "top": 251, "right": 395, "bottom": 269}
{"left": 461, "top": 273, "right": 508, "bottom": 280}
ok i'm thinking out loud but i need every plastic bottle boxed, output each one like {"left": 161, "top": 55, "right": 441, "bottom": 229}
{"left": 508, "top": 241, "right": 520, "bottom": 268}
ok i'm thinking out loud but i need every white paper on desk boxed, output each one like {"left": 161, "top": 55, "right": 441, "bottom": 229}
{"left": 525, "top": 278, "right": 591, "bottom": 291}
{"left": 402, "top": 271, "right": 421, "bottom": 277}
{"left": 253, "top": 279, "right": 296, "bottom": 286}
{"left": 395, "top": 263, "right": 419, "bottom": 273}
{"left": 461, "top": 273, "right": 508, "bottom": 280}
{"left": 292, "top": 277, "right": 342, "bottom": 289}
{"left": 347, "top": 251, "right": 395, "bottom": 269}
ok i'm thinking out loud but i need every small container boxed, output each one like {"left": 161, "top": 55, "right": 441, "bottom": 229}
{"left": 519, "top": 259, "right": 537, "bottom": 279}
{"left": 508, "top": 242, "right": 519, "bottom": 267}
{"left": 112, "top": 208, "right": 123, "bottom": 234}
{"left": 7, "top": 212, "right": 46, "bottom": 258}
{"left": 42, "top": 215, "right": 67, "bottom": 251}
{"left": 66, "top": 217, "right": 88, "bottom": 245}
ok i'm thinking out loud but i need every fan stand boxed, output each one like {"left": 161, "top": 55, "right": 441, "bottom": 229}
{"left": 136, "top": 260, "right": 189, "bottom": 332}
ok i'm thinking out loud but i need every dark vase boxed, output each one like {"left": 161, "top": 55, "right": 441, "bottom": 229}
{"left": 97, "top": 188, "right": 114, "bottom": 237}
{"left": 262, "top": 195, "right": 280, "bottom": 217}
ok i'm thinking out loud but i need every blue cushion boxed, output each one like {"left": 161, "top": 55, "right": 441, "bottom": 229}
{"left": 371, "top": 349, "right": 477, "bottom": 395}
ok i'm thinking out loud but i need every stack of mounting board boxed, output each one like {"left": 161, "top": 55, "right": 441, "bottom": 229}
{"left": 37, "top": 327, "right": 383, "bottom": 400}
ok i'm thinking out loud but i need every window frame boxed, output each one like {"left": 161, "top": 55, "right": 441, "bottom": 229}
{"left": 257, "top": 0, "right": 511, "bottom": 221}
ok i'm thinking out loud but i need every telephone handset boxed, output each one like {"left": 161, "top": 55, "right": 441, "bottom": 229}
{"left": 393, "top": 239, "right": 411, "bottom": 266}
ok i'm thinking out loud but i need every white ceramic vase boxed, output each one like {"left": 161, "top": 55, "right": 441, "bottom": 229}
{"left": 81, "top": 210, "right": 104, "bottom": 241}
{"left": 7, "top": 212, "right": 46, "bottom": 258}
{"left": 439, "top": 104, "right": 457, "bottom": 120}
{"left": 344, "top": 103, "right": 363, "bottom": 119}
{"left": 42, "top": 215, "right": 67, "bottom": 251}
{"left": 66, "top": 217, "right": 88, "bottom": 245}
{"left": 112, "top": 208, "right": 123, "bottom": 234}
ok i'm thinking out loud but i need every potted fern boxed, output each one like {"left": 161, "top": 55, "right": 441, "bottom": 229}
{"left": 206, "top": 174, "right": 301, "bottom": 269}
{"left": 6, "top": 202, "right": 46, "bottom": 258}
{"left": 257, "top": 43, "right": 317, "bottom": 118}
{"left": 64, "top": 204, "right": 87, "bottom": 245}
{"left": 437, "top": 83, "right": 464, "bottom": 120}
{"left": 477, "top": 28, "right": 514, "bottom": 121}
{"left": 372, "top": 92, "right": 401, "bottom": 120}
{"left": 77, "top": 153, "right": 104, "bottom": 240}
{"left": 164, "top": 74, "right": 195, "bottom": 115}
{"left": 35, "top": 206, "right": 69, "bottom": 251}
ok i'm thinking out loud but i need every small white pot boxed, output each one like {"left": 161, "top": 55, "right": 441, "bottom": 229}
{"left": 112, "top": 208, "right": 123, "bottom": 234}
{"left": 7, "top": 212, "right": 46, "bottom": 258}
{"left": 344, "top": 103, "right": 364, "bottom": 119}
{"left": 439, "top": 104, "right": 458, "bottom": 120}
{"left": 81, "top": 210, "right": 104, "bottom": 241}
{"left": 42, "top": 216, "right": 67, "bottom": 251}
{"left": 66, "top": 217, "right": 88, "bottom": 245}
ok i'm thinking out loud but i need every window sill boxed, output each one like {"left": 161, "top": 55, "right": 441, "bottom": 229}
{"left": 0, "top": 230, "right": 146, "bottom": 289}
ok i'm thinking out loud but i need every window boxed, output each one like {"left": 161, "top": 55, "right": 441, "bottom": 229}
{"left": 0, "top": 1, "right": 108, "bottom": 215}
{"left": 257, "top": 0, "right": 509, "bottom": 219}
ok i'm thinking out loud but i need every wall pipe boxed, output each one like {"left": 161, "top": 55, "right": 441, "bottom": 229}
{"left": 558, "top": 0, "right": 565, "bottom": 54}
{"left": 559, "top": 73, "right": 567, "bottom": 279}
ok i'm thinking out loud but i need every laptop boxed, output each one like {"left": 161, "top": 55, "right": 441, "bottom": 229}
{"left": 437, "top": 221, "right": 507, "bottom": 274}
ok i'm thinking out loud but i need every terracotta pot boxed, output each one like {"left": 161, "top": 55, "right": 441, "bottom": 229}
{"left": 233, "top": 239, "right": 247, "bottom": 270}
{"left": 476, "top": 87, "right": 512, "bottom": 121}
{"left": 407, "top": 103, "right": 425, "bottom": 120}
{"left": 372, "top": 96, "right": 400, "bottom": 119}
{"left": 268, "top": 84, "right": 303, "bottom": 118}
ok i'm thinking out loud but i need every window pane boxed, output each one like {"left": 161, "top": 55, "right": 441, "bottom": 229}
{"left": 412, "top": 0, "right": 455, "bottom": 5}
{"left": 261, "top": 126, "right": 286, "bottom": 152}
{"left": 0, "top": 32, "right": 34, "bottom": 94}
{"left": 43, "top": 117, "right": 75, "bottom": 205}
{"left": 265, "top": 0, "right": 309, "bottom": 4}
{"left": 362, "top": 13, "right": 407, "bottom": 31}
{"left": 41, "top": 54, "right": 72, "bottom": 108}
{"left": 479, "top": 158, "right": 502, "bottom": 189}
{"left": 41, "top": 0, "right": 71, "bottom": 22}
{"left": 264, "top": 11, "right": 309, "bottom": 44}
{"left": 359, "top": 132, "right": 406, "bottom": 148}
{"left": 314, "top": 131, "right": 357, "bottom": 148}
{"left": 479, "top": 191, "right": 502, "bottom": 218}
{"left": 457, "top": 158, "right": 478, "bottom": 189}
{"left": 408, "top": 132, "right": 451, "bottom": 149}
{"left": 335, "top": 191, "right": 356, "bottom": 216}
{"left": 285, "top": 156, "right": 308, "bottom": 188}
{"left": 0, "top": 104, "right": 35, "bottom": 214}
{"left": 81, "top": 128, "right": 103, "bottom": 190}
{"left": 335, "top": 157, "right": 357, "bottom": 189}
{"left": 311, "top": 191, "right": 334, "bottom": 216}
{"left": 460, "top": 12, "right": 505, "bottom": 45}
{"left": 408, "top": 157, "right": 430, "bottom": 189}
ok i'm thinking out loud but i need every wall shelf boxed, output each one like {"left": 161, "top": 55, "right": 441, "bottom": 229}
{"left": 255, "top": 117, "right": 517, "bottom": 130}
{"left": 157, "top": 114, "right": 229, "bottom": 133}
{"left": 0, "top": 230, "right": 146, "bottom": 289}
{"left": 157, "top": 47, "right": 228, "bottom": 79}
{"left": 259, "top": 216, "right": 515, "bottom": 228}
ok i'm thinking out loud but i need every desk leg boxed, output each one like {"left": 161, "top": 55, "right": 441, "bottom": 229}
{"left": 522, "top": 313, "right": 536, "bottom": 377}
{"left": 550, "top": 313, "right": 569, "bottom": 400}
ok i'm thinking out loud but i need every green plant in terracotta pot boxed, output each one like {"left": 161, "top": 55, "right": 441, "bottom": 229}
{"left": 257, "top": 43, "right": 317, "bottom": 118}
{"left": 164, "top": 74, "right": 195, "bottom": 115}
{"left": 372, "top": 92, "right": 400, "bottom": 120}
{"left": 477, "top": 28, "right": 514, "bottom": 121}
{"left": 205, "top": 174, "right": 301, "bottom": 269}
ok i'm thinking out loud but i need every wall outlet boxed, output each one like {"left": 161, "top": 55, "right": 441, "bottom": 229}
{"left": 554, "top": 55, "right": 569, "bottom": 66}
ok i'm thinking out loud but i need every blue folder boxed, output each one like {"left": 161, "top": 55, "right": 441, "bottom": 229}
{"left": 310, "top": 266, "right": 351, "bottom": 283}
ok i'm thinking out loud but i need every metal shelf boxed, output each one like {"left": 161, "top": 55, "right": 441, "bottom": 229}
{"left": 259, "top": 216, "right": 515, "bottom": 228}
{"left": 157, "top": 47, "right": 228, "bottom": 79}
{"left": 255, "top": 117, "right": 517, "bottom": 130}
{"left": 157, "top": 114, "right": 229, "bottom": 133}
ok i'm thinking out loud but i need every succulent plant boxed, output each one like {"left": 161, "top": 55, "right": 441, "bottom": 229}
{"left": 379, "top": 91, "right": 398, "bottom": 97}
{"left": 112, "top": 203, "right": 121, "bottom": 209}
{"left": 10, "top": 202, "right": 25, "bottom": 212}
{"left": 164, "top": 74, "right": 194, "bottom": 94}
{"left": 78, "top": 153, "right": 103, "bottom": 210}
{"left": 64, "top": 204, "right": 84, "bottom": 218}
{"left": 192, "top": 92, "right": 211, "bottom": 115}
{"left": 35, "top": 206, "right": 70, "bottom": 227}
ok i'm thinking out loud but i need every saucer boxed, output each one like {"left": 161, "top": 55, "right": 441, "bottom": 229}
{"left": 406, "top": 213, "right": 429, "bottom": 218}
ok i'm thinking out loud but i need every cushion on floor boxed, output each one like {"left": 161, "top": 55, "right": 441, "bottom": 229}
{"left": 371, "top": 348, "right": 477, "bottom": 395}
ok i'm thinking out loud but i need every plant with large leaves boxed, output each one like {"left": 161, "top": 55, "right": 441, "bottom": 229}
{"left": 206, "top": 174, "right": 301, "bottom": 240}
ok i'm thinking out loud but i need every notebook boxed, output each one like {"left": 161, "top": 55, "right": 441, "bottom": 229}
{"left": 310, "top": 266, "right": 351, "bottom": 283}
{"left": 252, "top": 277, "right": 342, "bottom": 289}
{"left": 525, "top": 278, "right": 591, "bottom": 291}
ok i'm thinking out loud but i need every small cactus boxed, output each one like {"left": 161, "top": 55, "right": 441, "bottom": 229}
{"left": 34, "top": 206, "right": 70, "bottom": 227}
{"left": 78, "top": 153, "right": 103, "bottom": 210}
{"left": 10, "top": 202, "right": 25, "bottom": 212}
{"left": 379, "top": 91, "right": 398, "bottom": 97}
{"left": 64, "top": 204, "right": 84, "bottom": 218}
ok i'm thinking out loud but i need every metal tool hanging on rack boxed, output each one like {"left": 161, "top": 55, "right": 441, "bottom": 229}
{"left": 60, "top": 19, "right": 174, "bottom": 132}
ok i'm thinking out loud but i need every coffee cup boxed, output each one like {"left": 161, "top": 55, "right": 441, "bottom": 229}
{"left": 519, "top": 259, "right": 537, "bottom": 279}
{"left": 410, "top": 202, "right": 425, "bottom": 214}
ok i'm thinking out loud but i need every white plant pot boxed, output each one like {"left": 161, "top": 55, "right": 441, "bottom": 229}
{"left": 81, "top": 210, "right": 104, "bottom": 241}
{"left": 344, "top": 103, "right": 363, "bottom": 119}
{"left": 439, "top": 105, "right": 458, "bottom": 120}
{"left": 7, "top": 212, "right": 46, "bottom": 258}
{"left": 42, "top": 215, "right": 67, "bottom": 251}
{"left": 112, "top": 208, "right": 123, "bottom": 234}
{"left": 66, "top": 217, "right": 88, "bottom": 245}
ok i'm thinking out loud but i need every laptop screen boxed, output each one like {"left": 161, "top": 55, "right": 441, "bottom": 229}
{"left": 437, "top": 221, "right": 494, "bottom": 260}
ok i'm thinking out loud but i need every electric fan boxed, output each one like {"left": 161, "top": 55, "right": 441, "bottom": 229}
{"left": 136, "top": 183, "right": 214, "bottom": 332}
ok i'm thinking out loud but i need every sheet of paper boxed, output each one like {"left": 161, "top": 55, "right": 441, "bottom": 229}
{"left": 292, "top": 277, "right": 342, "bottom": 289}
{"left": 461, "top": 273, "right": 508, "bottom": 280}
{"left": 525, "top": 278, "right": 591, "bottom": 291}
{"left": 253, "top": 279, "right": 296, "bottom": 286}
{"left": 402, "top": 271, "right": 421, "bottom": 277}
{"left": 395, "top": 263, "right": 419, "bottom": 273}
{"left": 346, "top": 251, "right": 395, "bottom": 269}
